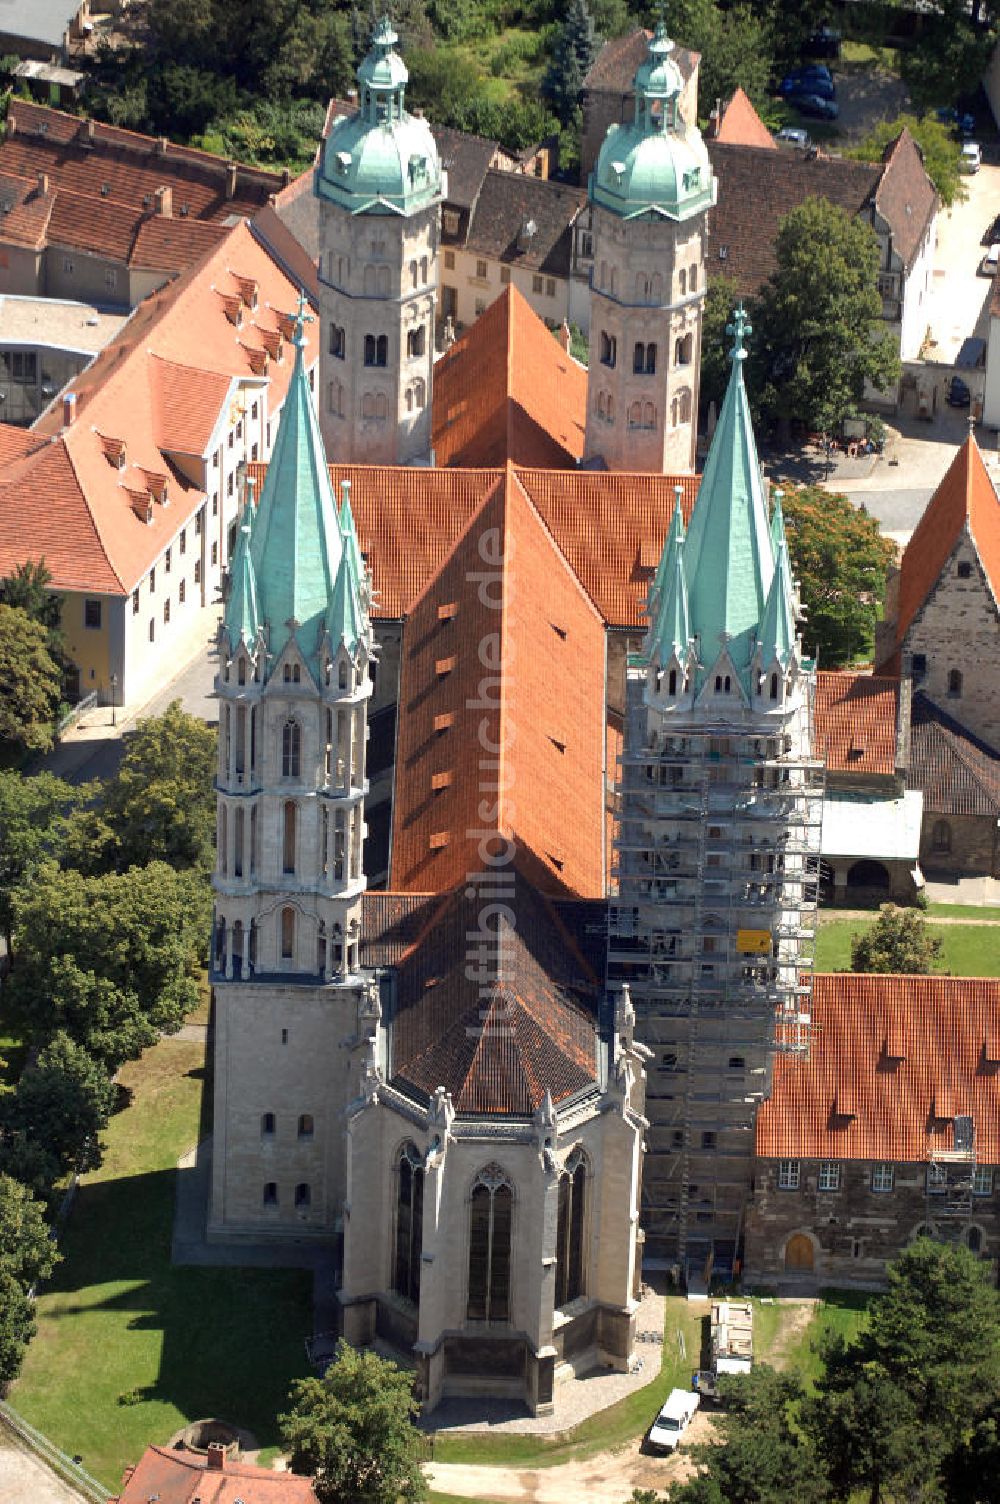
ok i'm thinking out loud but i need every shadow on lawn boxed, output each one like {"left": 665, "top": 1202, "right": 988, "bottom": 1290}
{"left": 42, "top": 1165, "right": 313, "bottom": 1449}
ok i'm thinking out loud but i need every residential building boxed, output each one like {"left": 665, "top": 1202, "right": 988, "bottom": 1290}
{"left": 0, "top": 100, "right": 285, "bottom": 305}
{"left": 111, "top": 1442, "right": 317, "bottom": 1504}
{"left": 314, "top": 20, "right": 441, "bottom": 465}
{"left": 876, "top": 434, "right": 1000, "bottom": 753}
{"left": 0, "top": 291, "right": 126, "bottom": 426}
{"left": 747, "top": 974, "right": 1000, "bottom": 1283}
{"left": 0, "top": 220, "right": 318, "bottom": 707}
{"left": 584, "top": 22, "right": 716, "bottom": 473}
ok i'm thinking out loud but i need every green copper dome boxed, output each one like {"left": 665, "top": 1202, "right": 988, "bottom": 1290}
{"left": 315, "top": 16, "right": 443, "bottom": 216}
{"left": 590, "top": 22, "right": 715, "bottom": 221}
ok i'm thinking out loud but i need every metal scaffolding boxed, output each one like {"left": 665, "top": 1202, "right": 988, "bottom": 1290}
{"left": 925, "top": 1113, "right": 977, "bottom": 1236}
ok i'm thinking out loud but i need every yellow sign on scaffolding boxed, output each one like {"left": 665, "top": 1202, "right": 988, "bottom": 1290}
{"left": 737, "top": 929, "right": 772, "bottom": 955}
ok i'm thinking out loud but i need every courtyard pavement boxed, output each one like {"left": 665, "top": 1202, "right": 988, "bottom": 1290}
{"left": 0, "top": 1436, "right": 95, "bottom": 1504}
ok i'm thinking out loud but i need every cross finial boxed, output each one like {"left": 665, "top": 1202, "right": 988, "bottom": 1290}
{"left": 726, "top": 303, "right": 752, "bottom": 363}
{"left": 968, "top": 411, "right": 976, "bottom": 438}
{"left": 292, "top": 290, "right": 314, "bottom": 347}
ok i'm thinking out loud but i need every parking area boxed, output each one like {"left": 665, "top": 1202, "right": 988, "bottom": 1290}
{"left": 922, "top": 162, "right": 1000, "bottom": 366}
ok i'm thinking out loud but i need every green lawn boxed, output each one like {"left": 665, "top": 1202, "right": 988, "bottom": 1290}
{"left": 781, "top": 1291, "right": 872, "bottom": 1388}
{"left": 11, "top": 1034, "right": 312, "bottom": 1491}
{"left": 925, "top": 903, "right": 1000, "bottom": 919}
{"left": 815, "top": 918, "right": 1000, "bottom": 977}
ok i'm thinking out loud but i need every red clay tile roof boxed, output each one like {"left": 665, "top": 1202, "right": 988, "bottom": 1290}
{"left": 584, "top": 30, "right": 698, "bottom": 93}
{"left": 0, "top": 424, "right": 36, "bottom": 465}
{"left": 129, "top": 214, "right": 229, "bottom": 272}
{"left": 716, "top": 89, "right": 775, "bottom": 150}
{"left": 113, "top": 1445, "right": 317, "bottom": 1504}
{"left": 756, "top": 973, "right": 1000, "bottom": 1162}
{"left": 0, "top": 222, "right": 318, "bottom": 595}
{"left": 908, "top": 692, "right": 1000, "bottom": 816}
{"left": 362, "top": 891, "right": 444, "bottom": 968}
{"left": 814, "top": 670, "right": 900, "bottom": 776}
{"left": 874, "top": 128, "right": 938, "bottom": 273}
{"left": 433, "top": 286, "right": 587, "bottom": 469}
{"left": 389, "top": 876, "right": 600, "bottom": 1114}
{"left": 389, "top": 467, "right": 608, "bottom": 899}
{"left": 887, "top": 437, "right": 1000, "bottom": 661}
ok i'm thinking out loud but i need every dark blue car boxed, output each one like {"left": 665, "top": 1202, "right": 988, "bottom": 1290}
{"left": 779, "top": 66, "right": 835, "bottom": 100}
{"left": 791, "top": 92, "right": 839, "bottom": 120}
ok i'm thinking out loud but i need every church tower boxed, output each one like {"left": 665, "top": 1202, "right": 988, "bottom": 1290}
{"left": 315, "top": 17, "right": 443, "bottom": 466}
{"left": 208, "top": 302, "right": 378, "bottom": 1245}
{"left": 609, "top": 308, "right": 825, "bottom": 1277}
{"left": 584, "top": 22, "right": 716, "bottom": 473}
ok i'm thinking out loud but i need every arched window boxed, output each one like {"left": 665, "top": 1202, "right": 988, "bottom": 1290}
{"left": 645, "top": 343, "right": 656, "bottom": 375}
{"left": 948, "top": 669, "right": 963, "bottom": 696}
{"left": 650, "top": 272, "right": 663, "bottom": 300}
{"left": 295, "top": 1182, "right": 311, "bottom": 1209}
{"left": 633, "top": 341, "right": 646, "bottom": 374}
{"left": 362, "top": 392, "right": 375, "bottom": 418}
{"left": 376, "top": 267, "right": 390, "bottom": 296}
{"left": 328, "top": 380, "right": 344, "bottom": 417}
{"left": 420, "top": 255, "right": 428, "bottom": 283}
{"left": 407, "top": 325, "right": 425, "bottom": 358}
{"left": 675, "top": 334, "right": 693, "bottom": 366}
{"left": 597, "top": 391, "right": 606, "bottom": 419}
{"left": 375, "top": 391, "right": 388, "bottom": 419}
{"left": 467, "top": 1164, "right": 513, "bottom": 1321}
{"left": 627, "top": 400, "right": 642, "bottom": 429}
{"left": 237, "top": 656, "right": 246, "bottom": 686}
{"left": 405, "top": 387, "right": 413, "bottom": 414}
{"left": 298, "top": 1114, "right": 314, "bottom": 1139}
{"left": 679, "top": 388, "right": 692, "bottom": 422}
{"left": 634, "top": 272, "right": 648, "bottom": 300}
{"left": 263, "top": 1182, "right": 278, "bottom": 1206}
{"left": 261, "top": 1111, "right": 275, "bottom": 1136}
{"left": 395, "top": 1143, "right": 424, "bottom": 1304}
{"left": 409, "top": 259, "right": 418, "bottom": 289}
{"left": 679, "top": 268, "right": 687, "bottom": 296}
{"left": 932, "top": 819, "right": 952, "bottom": 853}
{"left": 770, "top": 672, "right": 779, "bottom": 700}
{"left": 413, "top": 377, "right": 426, "bottom": 408}
{"left": 668, "top": 668, "right": 677, "bottom": 695}
{"left": 282, "top": 719, "right": 301, "bottom": 779}
{"left": 555, "top": 1149, "right": 587, "bottom": 1307}
{"left": 643, "top": 401, "right": 655, "bottom": 429}
{"left": 283, "top": 802, "right": 296, "bottom": 874}
{"left": 339, "top": 659, "right": 349, "bottom": 691}
{"left": 671, "top": 396, "right": 679, "bottom": 427}
{"left": 329, "top": 323, "right": 345, "bottom": 359}
{"left": 377, "top": 334, "right": 388, "bottom": 366}
{"left": 281, "top": 905, "right": 295, "bottom": 959}
{"left": 599, "top": 331, "right": 616, "bottom": 368}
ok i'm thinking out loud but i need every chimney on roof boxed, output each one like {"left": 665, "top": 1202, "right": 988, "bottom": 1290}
{"left": 206, "top": 1444, "right": 226, "bottom": 1472}
{"left": 63, "top": 391, "right": 76, "bottom": 427}
{"left": 86, "top": 117, "right": 95, "bottom": 143}
{"left": 558, "top": 320, "right": 571, "bottom": 353}
{"left": 281, "top": 167, "right": 290, "bottom": 187}
{"left": 36, "top": 171, "right": 48, "bottom": 197}
{"left": 226, "top": 163, "right": 238, "bottom": 199}
{"left": 157, "top": 136, "right": 168, "bottom": 157}
{"left": 347, "top": 87, "right": 358, "bottom": 104}
{"left": 154, "top": 186, "right": 172, "bottom": 217}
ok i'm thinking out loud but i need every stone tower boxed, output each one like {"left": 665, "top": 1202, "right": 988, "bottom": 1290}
{"left": 315, "top": 17, "right": 443, "bottom": 466}
{"left": 584, "top": 22, "right": 716, "bottom": 474}
{"left": 208, "top": 303, "right": 377, "bottom": 1245}
{"left": 609, "top": 308, "right": 825, "bottom": 1276}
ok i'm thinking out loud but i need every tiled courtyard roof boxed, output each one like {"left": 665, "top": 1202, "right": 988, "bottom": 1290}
{"left": 112, "top": 1444, "right": 317, "bottom": 1504}
{"left": 813, "top": 670, "right": 900, "bottom": 777}
{"left": 757, "top": 973, "right": 1000, "bottom": 1162}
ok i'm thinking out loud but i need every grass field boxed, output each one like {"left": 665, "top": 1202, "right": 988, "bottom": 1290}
{"left": 815, "top": 918, "right": 1000, "bottom": 976}
{"left": 10, "top": 1033, "right": 312, "bottom": 1491}
{"left": 782, "top": 1290, "right": 872, "bottom": 1388}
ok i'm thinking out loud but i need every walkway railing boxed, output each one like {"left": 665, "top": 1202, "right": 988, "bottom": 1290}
{"left": 0, "top": 1398, "right": 109, "bottom": 1502}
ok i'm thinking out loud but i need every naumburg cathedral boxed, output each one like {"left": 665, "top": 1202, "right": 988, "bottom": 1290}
{"left": 207, "top": 18, "right": 821, "bottom": 1413}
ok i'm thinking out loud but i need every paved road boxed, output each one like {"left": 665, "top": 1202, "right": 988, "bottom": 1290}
{"left": 841, "top": 488, "right": 934, "bottom": 538}
{"left": 0, "top": 1437, "right": 93, "bottom": 1504}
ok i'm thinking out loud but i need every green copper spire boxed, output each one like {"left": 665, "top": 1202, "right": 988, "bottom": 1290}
{"left": 339, "top": 478, "right": 365, "bottom": 584}
{"left": 327, "top": 542, "right": 366, "bottom": 656}
{"left": 250, "top": 297, "right": 342, "bottom": 676}
{"left": 649, "top": 532, "right": 691, "bottom": 667}
{"left": 649, "top": 487, "right": 684, "bottom": 615}
{"left": 758, "top": 539, "right": 796, "bottom": 669}
{"left": 682, "top": 305, "right": 775, "bottom": 688}
{"left": 224, "top": 488, "right": 260, "bottom": 648}
{"left": 770, "top": 486, "right": 786, "bottom": 556}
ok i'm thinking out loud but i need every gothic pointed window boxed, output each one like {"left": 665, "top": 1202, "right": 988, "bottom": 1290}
{"left": 770, "top": 672, "right": 779, "bottom": 700}
{"left": 283, "top": 801, "right": 297, "bottom": 874}
{"left": 555, "top": 1149, "right": 588, "bottom": 1307}
{"left": 282, "top": 719, "right": 301, "bottom": 779}
{"left": 394, "top": 1143, "right": 424, "bottom": 1304}
{"left": 668, "top": 669, "right": 677, "bottom": 695}
{"left": 467, "top": 1164, "right": 513, "bottom": 1321}
{"left": 280, "top": 905, "right": 295, "bottom": 959}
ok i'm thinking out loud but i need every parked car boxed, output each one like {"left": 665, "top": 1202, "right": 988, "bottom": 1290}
{"left": 947, "top": 376, "right": 972, "bottom": 407}
{"left": 937, "top": 105, "right": 976, "bottom": 137}
{"left": 776, "top": 126, "right": 811, "bottom": 148}
{"left": 780, "top": 69, "right": 835, "bottom": 100}
{"left": 791, "top": 93, "right": 839, "bottom": 121}
{"left": 648, "top": 1389, "right": 700, "bottom": 1453}
{"left": 961, "top": 142, "right": 982, "bottom": 174}
{"left": 807, "top": 26, "right": 842, "bottom": 58}
{"left": 981, "top": 244, "right": 1000, "bottom": 278}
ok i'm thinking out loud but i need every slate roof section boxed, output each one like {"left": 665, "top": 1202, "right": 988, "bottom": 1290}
{"left": 583, "top": 29, "right": 698, "bottom": 93}
{"left": 705, "top": 140, "right": 881, "bottom": 295}
{"left": 433, "top": 124, "right": 499, "bottom": 210}
{"left": 756, "top": 973, "right": 1000, "bottom": 1163}
{"left": 814, "top": 671, "right": 900, "bottom": 777}
{"left": 388, "top": 875, "right": 600, "bottom": 1115}
{"left": 433, "top": 286, "right": 587, "bottom": 469}
{"left": 465, "top": 169, "right": 586, "bottom": 278}
{"left": 362, "top": 892, "right": 444, "bottom": 968}
{"left": 883, "top": 436, "right": 1000, "bottom": 664}
{"left": 715, "top": 88, "right": 775, "bottom": 150}
{"left": 908, "top": 691, "right": 1000, "bottom": 816}
{"left": 112, "top": 1444, "right": 317, "bottom": 1504}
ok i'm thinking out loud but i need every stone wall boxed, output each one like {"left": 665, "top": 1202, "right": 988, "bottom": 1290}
{"left": 920, "top": 810, "right": 998, "bottom": 877}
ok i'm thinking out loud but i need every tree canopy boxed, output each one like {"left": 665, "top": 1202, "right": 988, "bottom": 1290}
{"left": 748, "top": 198, "right": 901, "bottom": 437}
{"left": 0, "top": 1175, "right": 59, "bottom": 1384}
{"left": 542, "top": 0, "right": 597, "bottom": 124}
{"left": 280, "top": 1341, "right": 427, "bottom": 1504}
{"left": 671, "top": 0, "right": 774, "bottom": 114}
{"left": 849, "top": 113, "right": 965, "bottom": 209}
{"left": 1, "top": 1031, "right": 116, "bottom": 1180}
{"left": 0, "top": 604, "right": 64, "bottom": 753}
{"left": 0, "top": 770, "right": 82, "bottom": 950}
{"left": 899, "top": 0, "right": 999, "bottom": 110}
{"left": 778, "top": 486, "right": 895, "bottom": 668}
{"left": 850, "top": 904, "right": 943, "bottom": 975}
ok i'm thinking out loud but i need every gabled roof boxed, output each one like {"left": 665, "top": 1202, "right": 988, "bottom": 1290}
{"left": 756, "top": 974, "right": 1000, "bottom": 1163}
{"left": 814, "top": 671, "right": 900, "bottom": 776}
{"left": 0, "top": 222, "right": 318, "bottom": 595}
{"left": 432, "top": 286, "right": 586, "bottom": 469}
{"left": 112, "top": 1444, "right": 317, "bottom": 1504}
{"left": 583, "top": 29, "right": 698, "bottom": 94}
{"left": 887, "top": 436, "right": 1000, "bottom": 658}
{"left": 715, "top": 89, "right": 775, "bottom": 150}
{"left": 389, "top": 467, "right": 607, "bottom": 898}
{"left": 433, "top": 123, "right": 500, "bottom": 211}
{"left": 908, "top": 691, "right": 1000, "bottom": 816}
{"left": 874, "top": 128, "right": 938, "bottom": 273}
{"left": 465, "top": 169, "right": 586, "bottom": 278}
{"left": 0, "top": 424, "right": 36, "bottom": 465}
{"left": 388, "top": 876, "right": 600, "bottom": 1114}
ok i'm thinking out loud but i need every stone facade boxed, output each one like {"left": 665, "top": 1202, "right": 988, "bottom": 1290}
{"left": 920, "top": 810, "right": 999, "bottom": 878}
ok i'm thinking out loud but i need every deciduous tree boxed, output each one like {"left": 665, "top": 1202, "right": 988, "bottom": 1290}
{"left": 0, "top": 604, "right": 63, "bottom": 753}
{"left": 0, "top": 770, "right": 82, "bottom": 953}
{"left": 850, "top": 904, "right": 942, "bottom": 975}
{"left": 849, "top": 113, "right": 965, "bottom": 209}
{"left": 280, "top": 1341, "right": 427, "bottom": 1504}
{"left": 2, "top": 1032, "right": 115, "bottom": 1178}
{"left": 101, "top": 700, "right": 217, "bottom": 872}
{"left": 779, "top": 486, "right": 894, "bottom": 667}
{"left": 0, "top": 1174, "right": 59, "bottom": 1384}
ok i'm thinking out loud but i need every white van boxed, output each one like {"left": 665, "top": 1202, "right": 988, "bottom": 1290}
{"left": 962, "top": 142, "right": 982, "bottom": 174}
{"left": 983, "top": 244, "right": 1000, "bottom": 277}
{"left": 648, "top": 1387, "right": 700, "bottom": 1452}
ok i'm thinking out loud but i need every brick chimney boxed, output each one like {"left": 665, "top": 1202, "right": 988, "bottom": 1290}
{"left": 206, "top": 1444, "right": 226, "bottom": 1472}
{"left": 63, "top": 391, "right": 76, "bottom": 427}
{"left": 157, "top": 136, "right": 168, "bottom": 157}
{"left": 36, "top": 172, "right": 49, "bottom": 197}
{"left": 154, "top": 186, "right": 172, "bottom": 217}
{"left": 558, "top": 320, "right": 571, "bottom": 352}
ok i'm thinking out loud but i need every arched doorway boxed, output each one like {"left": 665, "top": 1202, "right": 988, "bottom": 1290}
{"left": 846, "top": 860, "right": 890, "bottom": 894}
{"left": 785, "top": 1233, "right": 814, "bottom": 1272}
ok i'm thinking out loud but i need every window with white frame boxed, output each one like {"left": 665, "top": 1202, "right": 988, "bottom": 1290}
{"left": 818, "top": 1161, "right": 841, "bottom": 1192}
{"left": 871, "top": 1162, "right": 895, "bottom": 1193}
{"left": 778, "top": 1159, "right": 800, "bottom": 1190}
{"left": 973, "top": 1166, "right": 994, "bottom": 1196}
